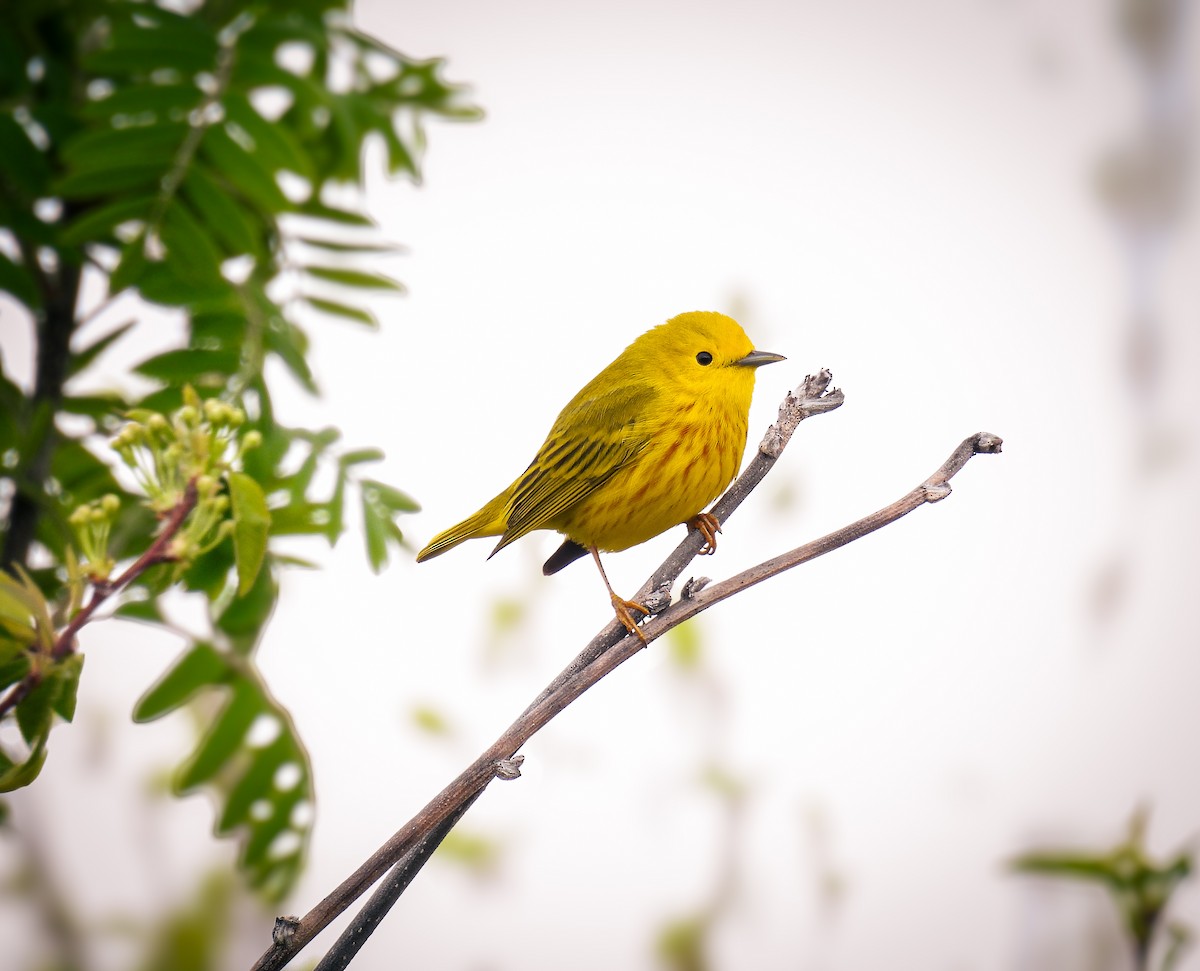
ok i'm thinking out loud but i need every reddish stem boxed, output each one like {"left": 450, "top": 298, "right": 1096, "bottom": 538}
{"left": 0, "top": 480, "right": 199, "bottom": 719}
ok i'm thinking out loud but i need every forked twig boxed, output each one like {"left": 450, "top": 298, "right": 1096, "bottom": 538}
{"left": 250, "top": 371, "right": 1002, "bottom": 971}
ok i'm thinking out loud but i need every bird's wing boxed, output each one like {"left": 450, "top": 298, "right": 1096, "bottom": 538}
{"left": 490, "top": 380, "right": 657, "bottom": 554}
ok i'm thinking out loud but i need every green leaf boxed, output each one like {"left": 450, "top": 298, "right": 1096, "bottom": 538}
{"left": 272, "top": 553, "right": 319, "bottom": 569}
{"left": 179, "top": 680, "right": 260, "bottom": 790}
{"left": 133, "top": 348, "right": 241, "bottom": 383}
{"left": 221, "top": 93, "right": 315, "bottom": 180}
{"left": 300, "top": 296, "right": 377, "bottom": 328}
{"left": 361, "top": 478, "right": 420, "bottom": 512}
{"left": 305, "top": 266, "right": 405, "bottom": 291}
{"left": 0, "top": 741, "right": 47, "bottom": 793}
{"left": 136, "top": 262, "right": 235, "bottom": 309}
{"left": 362, "top": 491, "right": 389, "bottom": 572}
{"left": 85, "top": 18, "right": 219, "bottom": 77}
{"left": 215, "top": 561, "right": 277, "bottom": 653}
{"left": 4, "top": 568, "right": 54, "bottom": 652}
{"left": 181, "top": 165, "right": 264, "bottom": 258}
{"left": 69, "top": 321, "right": 137, "bottom": 377}
{"left": 0, "top": 115, "right": 50, "bottom": 198}
{"left": 295, "top": 237, "right": 402, "bottom": 254}
{"left": 266, "top": 502, "right": 334, "bottom": 537}
{"left": 381, "top": 124, "right": 418, "bottom": 178}
{"left": 199, "top": 125, "right": 289, "bottom": 212}
{"left": 218, "top": 732, "right": 290, "bottom": 831}
{"left": 51, "top": 654, "right": 84, "bottom": 723}
{"left": 192, "top": 310, "right": 248, "bottom": 349}
{"left": 339, "top": 448, "right": 384, "bottom": 467}
{"left": 326, "top": 471, "right": 346, "bottom": 545}
{"left": 109, "top": 242, "right": 149, "bottom": 295}
{"left": 1012, "top": 852, "right": 1125, "bottom": 884}
{"left": 296, "top": 199, "right": 374, "bottom": 226}
{"left": 0, "top": 576, "right": 37, "bottom": 643}
{"left": 160, "top": 199, "right": 225, "bottom": 282}
{"left": 263, "top": 320, "right": 317, "bottom": 394}
{"left": 61, "top": 393, "right": 126, "bottom": 421}
{"left": 240, "top": 10, "right": 329, "bottom": 54}
{"left": 134, "top": 641, "right": 227, "bottom": 722}
{"left": 228, "top": 472, "right": 270, "bottom": 597}
{"left": 0, "top": 252, "right": 41, "bottom": 310}
{"left": 54, "top": 163, "right": 165, "bottom": 199}
{"left": 135, "top": 639, "right": 313, "bottom": 900}
{"left": 180, "top": 541, "right": 235, "bottom": 599}
{"left": 0, "top": 638, "right": 30, "bottom": 691}
{"left": 14, "top": 683, "right": 47, "bottom": 746}
{"left": 113, "top": 598, "right": 165, "bottom": 624}
{"left": 80, "top": 82, "right": 203, "bottom": 122}
{"left": 60, "top": 121, "right": 188, "bottom": 171}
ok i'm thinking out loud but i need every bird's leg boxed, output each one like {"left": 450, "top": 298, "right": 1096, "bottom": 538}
{"left": 687, "top": 512, "right": 722, "bottom": 555}
{"left": 590, "top": 546, "right": 650, "bottom": 644}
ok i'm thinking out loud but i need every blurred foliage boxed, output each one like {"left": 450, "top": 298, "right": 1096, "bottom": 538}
{"left": 0, "top": 0, "right": 478, "bottom": 901}
{"left": 665, "top": 616, "right": 704, "bottom": 670}
{"left": 135, "top": 871, "right": 236, "bottom": 971}
{"left": 1013, "top": 808, "right": 1193, "bottom": 971}
{"left": 656, "top": 616, "right": 749, "bottom": 971}
{"left": 409, "top": 702, "right": 452, "bottom": 737}
{"left": 657, "top": 914, "right": 709, "bottom": 971}
{"left": 435, "top": 829, "right": 501, "bottom": 877}
{"left": 1, "top": 796, "right": 252, "bottom": 971}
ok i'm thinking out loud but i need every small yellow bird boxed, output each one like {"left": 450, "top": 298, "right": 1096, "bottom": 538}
{"left": 416, "top": 311, "right": 785, "bottom": 639}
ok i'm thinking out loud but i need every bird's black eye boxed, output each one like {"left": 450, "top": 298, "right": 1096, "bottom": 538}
{"left": 696, "top": 351, "right": 713, "bottom": 366}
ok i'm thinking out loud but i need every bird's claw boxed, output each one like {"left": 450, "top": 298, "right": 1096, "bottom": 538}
{"left": 610, "top": 594, "right": 650, "bottom": 644}
{"left": 688, "top": 512, "right": 722, "bottom": 555}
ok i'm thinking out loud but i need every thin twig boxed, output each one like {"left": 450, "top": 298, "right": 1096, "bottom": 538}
{"left": 310, "top": 789, "right": 488, "bottom": 971}
{"left": 251, "top": 377, "right": 1002, "bottom": 971}
{"left": 635, "top": 430, "right": 1003, "bottom": 632}
{"left": 252, "top": 374, "right": 844, "bottom": 971}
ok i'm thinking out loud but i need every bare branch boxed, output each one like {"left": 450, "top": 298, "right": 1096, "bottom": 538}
{"left": 250, "top": 378, "right": 1003, "bottom": 971}
{"left": 637, "top": 430, "right": 1003, "bottom": 628}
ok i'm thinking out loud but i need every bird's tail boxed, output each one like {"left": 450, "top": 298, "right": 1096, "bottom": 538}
{"left": 415, "top": 493, "right": 508, "bottom": 562}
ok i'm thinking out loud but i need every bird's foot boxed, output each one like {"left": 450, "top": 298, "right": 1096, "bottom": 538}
{"left": 688, "top": 512, "right": 722, "bottom": 555}
{"left": 611, "top": 593, "right": 651, "bottom": 645}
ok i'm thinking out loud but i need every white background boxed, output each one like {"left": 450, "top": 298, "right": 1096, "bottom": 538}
{"left": 4, "top": 1, "right": 1200, "bottom": 969}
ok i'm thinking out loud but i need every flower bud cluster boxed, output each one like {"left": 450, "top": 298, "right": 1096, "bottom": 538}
{"left": 67, "top": 493, "right": 121, "bottom": 581}
{"left": 84, "top": 386, "right": 263, "bottom": 570}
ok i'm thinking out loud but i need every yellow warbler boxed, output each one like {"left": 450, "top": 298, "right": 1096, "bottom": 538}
{"left": 416, "top": 311, "right": 785, "bottom": 639}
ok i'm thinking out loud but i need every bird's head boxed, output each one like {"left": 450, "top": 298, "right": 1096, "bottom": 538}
{"left": 638, "top": 311, "right": 786, "bottom": 400}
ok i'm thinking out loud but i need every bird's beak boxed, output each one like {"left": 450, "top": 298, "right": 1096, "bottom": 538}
{"left": 735, "top": 349, "right": 786, "bottom": 368}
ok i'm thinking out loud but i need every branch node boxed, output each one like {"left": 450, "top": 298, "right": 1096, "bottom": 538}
{"left": 759, "top": 369, "right": 843, "bottom": 458}
{"left": 923, "top": 481, "right": 952, "bottom": 502}
{"left": 642, "top": 584, "right": 673, "bottom": 615}
{"left": 975, "top": 431, "right": 1004, "bottom": 454}
{"left": 272, "top": 916, "right": 300, "bottom": 947}
{"left": 494, "top": 755, "right": 525, "bottom": 781}
{"left": 681, "top": 576, "right": 711, "bottom": 599}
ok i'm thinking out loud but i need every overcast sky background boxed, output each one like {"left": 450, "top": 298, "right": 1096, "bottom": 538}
{"left": 7, "top": 1, "right": 1200, "bottom": 969}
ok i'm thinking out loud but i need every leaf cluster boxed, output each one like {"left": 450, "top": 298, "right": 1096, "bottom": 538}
{"left": 1013, "top": 809, "right": 1193, "bottom": 971}
{"left": 0, "top": 0, "right": 477, "bottom": 901}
